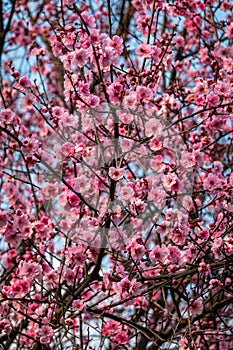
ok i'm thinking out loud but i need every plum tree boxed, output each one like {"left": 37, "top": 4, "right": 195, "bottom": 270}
{"left": 0, "top": 0, "right": 233, "bottom": 349}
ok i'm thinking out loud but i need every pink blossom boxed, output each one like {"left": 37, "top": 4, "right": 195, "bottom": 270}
{"left": 13, "top": 212, "right": 29, "bottom": 229}
{"left": 214, "top": 82, "right": 231, "bottom": 96}
{"left": 134, "top": 296, "right": 148, "bottom": 310}
{"left": 73, "top": 175, "right": 92, "bottom": 193}
{"left": 229, "top": 172, "right": 233, "bottom": 187}
{"left": 195, "top": 95, "right": 206, "bottom": 106}
{"left": 108, "top": 35, "right": 123, "bottom": 55}
{"left": 71, "top": 48, "right": 89, "bottom": 67}
{"left": 78, "top": 82, "right": 90, "bottom": 96}
{"left": 67, "top": 193, "right": 80, "bottom": 207}
{"left": 170, "top": 226, "right": 186, "bottom": 245}
{"left": 178, "top": 337, "right": 189, "bottom": 350}
{"left": 145, "top": 118, "right": 163, "bottom": 137}
{"left": 203, "top": 173, "right": 221, "bottom": 191}
{"left": 107, "top": 82, "right": 124, "bottom": 103}
{"left": 163, "top": 173, "right": 179, "bottom": 191}
{"left": 198, "top": 261, "right": 211, "bottom": 274}
{"left": 0, "top": 210, "right": 8, "bottom": 228}
{"left": 15, "top": 75, "right": 30, "bottom": 92}
{"left": 11, "top": 279, "right": 30, "bottom": 297}
{"left": 22, "top": 137, "right": 39, "bottom": 155}
{"left": 3, "top": 224, "right": 22, "bottom": 245}
{"left": 151, "top": 45, "right": 162, "bottom": 63}
{"left": 224, "top": 57, "right": 233, "bottom": 73}
{"left": 226, "top": 22, "right": 233, "bottom": 39}
{"left": 60, "top": 142, "right": 75, "bottom": 157}
{"left": 130, "top": 198, "right": 146, "bottom": 214}
{"left": 37, "top": 325, "right": 54, "bottom": 345}
{"left": 87, "top": 94, "right": 100, "bottom": 107}
{"left": 44, "top": 270, "right": 59, "bottom": 288}
{"left": 147, "top": 187, "right": 166, "bottom": 209}
{"left": 72, "top": 299, "right": 86, "bottom": 311}
{"left": 18, "top": 260, "right": 42, "bottom": 280}
{"left": 136, "top": 13, "right": 150, "bottom": 34}
{"left": 101, "top": 46, "right": 116, "bottom": 67}
{"left": 64, "top": 0, "right": 75, "bottom": 6}
{"left": 167, "top": 245, "right": 182, "bottom": 264}
{"left": 135, "top": 43, "right": 152, "bottom": 57}
{"left": 1, "top": 249, "right": 17, "bottom": 269}
{"left": 120, "top": 138, "right": 133, "bottom": 152}
{"left": 119, "top": 276, "right": 131, "bottom": 291}
{"left": 149, "top": 244, "right": 168, "bottom": 264}
{"left": 190, "top": 298, "right": 203, "bottom": 317}
{"left": 52, "top": 106, "right": 65, "bottom": 119}
{"left": 61, "top": 267, "right": 75, "bottom": 285}
{"left": 20, "top": 329, "right": 37, "bottom": 347}
{"left": 0, "top": 109, "right": 16, "bottom": 125}
{"left": 197, "top": 229, "right": 210, "bottom": 240}
{"left": 136, "top": 85, "right": 153, "bottom": 101}
{"left": 149, "top": 137, "right": 162, "bottom": 151}
{"left": 150, "top": 155, "right": 165, "bottom": 172}
{"left": 109, "top": 166, "right": 124, "bottom": 181}
{"left": 212, "top": 161, "right": 223, "bottom": 174}
{"left": 128, "top": 241, "right": 145, "bottom": 260}
{"left": 209, "top": 278, "right": 223, "bottom": 290}
{"left": 0, "top": 319, "right": 12, "bottom": 335}
{"left": 206, "top": 92, "right": 220, "bottom": 107}
{"left": 180, "top": 151, "right": 196, "bottom": 169}
{"left": 119, "top": 184, "right": 135, "bottom": 201}
{"left": 42, "top": 183, "right": 59, "bottom": 200}
{"left": 102, "top": 320, "right": 121, "bottom": 336}
{"left": 82, "top": 11, "right": 96, "bottom": 29}
{"left": 174, "top": 35, "right": 185, "bottom": 48}
{"left": 115, "top": 331, "right": 129, "bottom": 345}
{"left": 20, "top": 92, "right": 36, "bottom": 110}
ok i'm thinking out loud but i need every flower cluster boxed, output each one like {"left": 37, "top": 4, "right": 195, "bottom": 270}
{"left": 0, "top": 0, "right": 233, "bottom": 349}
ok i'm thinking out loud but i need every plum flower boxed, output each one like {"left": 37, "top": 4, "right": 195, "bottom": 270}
{"left": 37, "top": 325, "right": 54, "bottom": 345}
{"left": 229, "top": 172, "right": 233, "bottom": 187}
{"left": 127, "top": 241, "right": 145, "bottom": 260}
{"left": 135, "top": 43, "right": 152, "bottom": 58}
{"left": 0, "top": 319, "right": 12, "bottom": 335}
{"left": 206, "top": 92, "right": 220, "bottom": 107}
{"left": 108, "top": 35, "right": 123, "bottom": 55}
{"left": 145, "top": 118, "right": 163, "bottom": 137}
{"left": 102, "top": 320, "right": 121, "bottom": 336}
{"left": 203, "top": 173, "right": 221, "bottom": 191}
{"left": 109, "top": 167, "right": 124, "bottom": 181}
{"left": 72, "top": 300, "right": 86, "bottom": 312}
{"left": 189, "top": 298, "right": 203, "bottom": 317}
{"left": 67, "top": 193, "right": 80, "bottom": 207}
{"left": 107, "top": 81, "right": 124, "bottom": 103}
{"left": 150, "top": 155, "right": 165, "bottom": 172}
{"left": 42, "top": 183, "right": 59, "bottom": 200}
{"left": 149, "top": 137, "right": 162, "bottom": 151}
{"left": 71, "top": 48, "right": 89, "bottom": 67}
{"left": 60, "top": 142, "right": 75, "bottom": 157}
{"left": 21, "top": 137, "right": 39, "bottom": 155}
{"left": 149, "top": 244, "right": 168, "bottom": 264}
{"left": 178, "top": 337, "right": 189, "bottom": 350}
{"left": 0, "top": 210, "right": 8, "bottom": 228}
{"left": 136, "top": 86, "right": 153, "bottom": 101}
{"left": 0, "top": 109, "right": 15, "bottom": 125}
{"left": 82, "top": 11, "right": 96, "bottom": 29}
{"left": 14, "top": 75, "right": 30, "bottom": 92}
{"left": 119, "top": 184, "right": 135, "bottom": 201}
{"left": 115, "top": 331, "right": 129, "bottom": 345}
{"left": 226, "top": 22, "right": 233, "bottom": 39}
{"left": 18, "top": 260, "right": 42, "bottom": 280}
